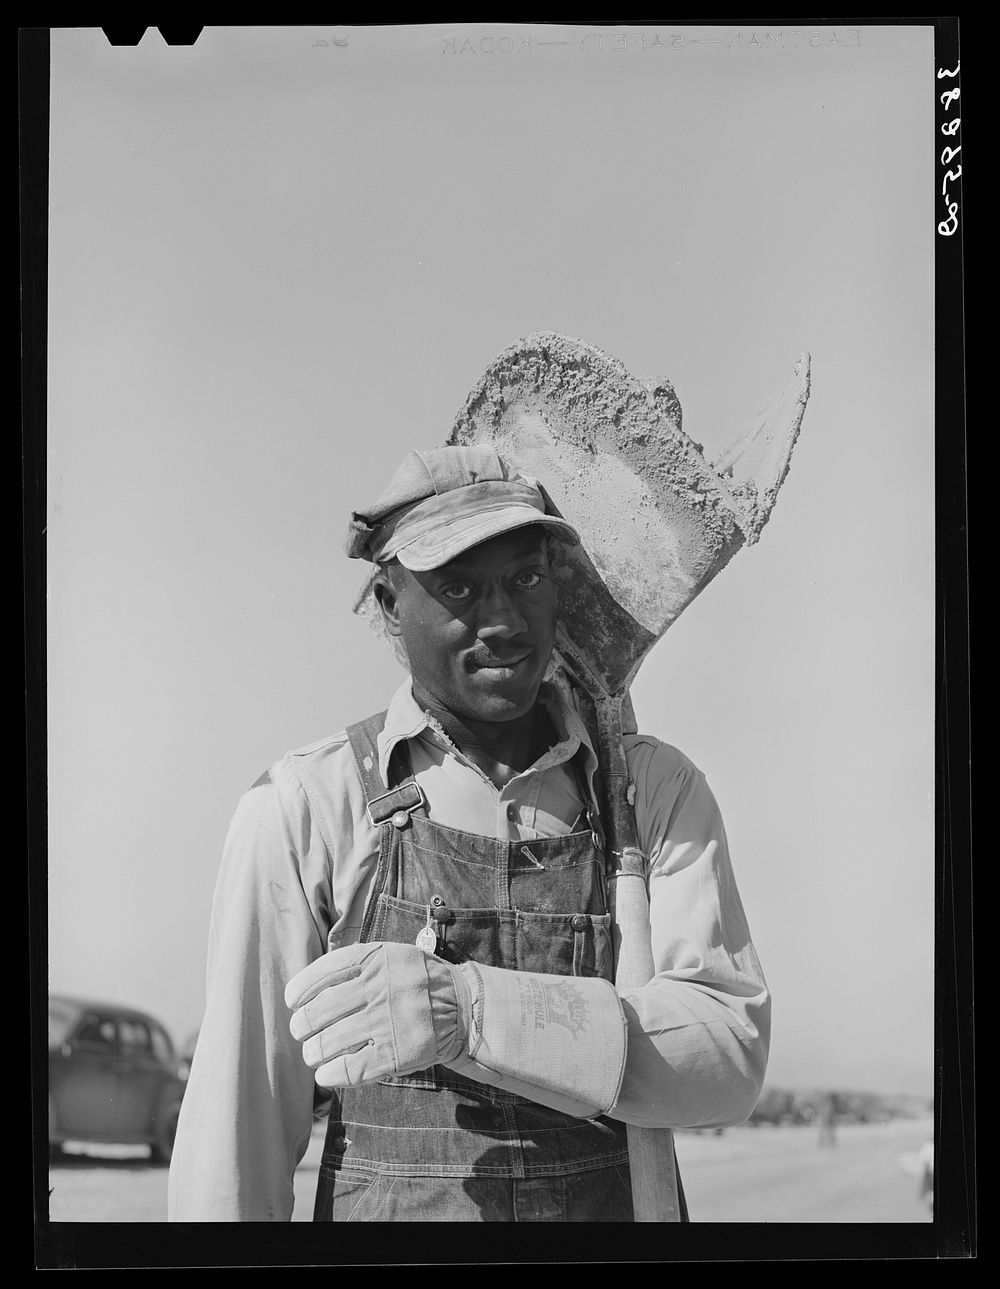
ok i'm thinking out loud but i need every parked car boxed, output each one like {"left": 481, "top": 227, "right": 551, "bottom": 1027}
{"left": 176, "top": 1027, "right": 201, "bottom": 1082}
{"left": 48, "top": 994, "right": 186, "bottom": 1163}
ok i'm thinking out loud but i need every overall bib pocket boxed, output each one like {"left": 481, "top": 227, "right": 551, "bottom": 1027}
{"left": 514, "top": 909, "right": 614, "bottom": 979}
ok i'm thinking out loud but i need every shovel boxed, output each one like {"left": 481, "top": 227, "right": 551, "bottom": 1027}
{"left": 355, "top": 331, "right": 810, "bottom": 1221}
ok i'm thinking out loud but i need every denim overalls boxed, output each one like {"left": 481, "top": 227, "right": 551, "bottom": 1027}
{"left": 313, "top": 712, "right": 636, "bottom": 1222}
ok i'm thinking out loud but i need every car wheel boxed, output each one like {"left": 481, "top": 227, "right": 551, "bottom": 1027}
{"left": 150, "top": 1101, "right": 181, "bottom": 1164}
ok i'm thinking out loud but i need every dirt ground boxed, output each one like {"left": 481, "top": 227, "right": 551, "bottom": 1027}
{"left": 44, "top": 1116, "right": 933, "bottom": 1226}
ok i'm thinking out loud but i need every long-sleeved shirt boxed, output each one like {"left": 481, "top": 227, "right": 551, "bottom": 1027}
{"left": 167, "top": 677, "right": 770, "bottom": 1221}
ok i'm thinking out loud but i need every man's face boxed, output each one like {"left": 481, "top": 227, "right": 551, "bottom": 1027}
{"left": 374, "top": 527, "right": 558, "bottom": 725}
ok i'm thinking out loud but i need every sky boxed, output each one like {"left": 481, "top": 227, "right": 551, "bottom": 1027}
{"left": 45, "top": 23, "right": 937, "bottom": 1097}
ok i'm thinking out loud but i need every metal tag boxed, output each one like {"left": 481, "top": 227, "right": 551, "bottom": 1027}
{"left": 415, "top": 926, "right": 438, "bottom": 954}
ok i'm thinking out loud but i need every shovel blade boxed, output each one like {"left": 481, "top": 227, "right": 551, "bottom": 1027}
{"left": 354, "top": 333, "right": 809, "bottom": 696}
{"left": 448, "top": 332, "right": 809, "bottom": 694}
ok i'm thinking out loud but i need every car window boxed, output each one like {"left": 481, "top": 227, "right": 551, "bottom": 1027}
{"left": 75, "top": 1014, "right": 118, "bottom": 1049}
{"left": 149, "top": 1024, "right": 174, "bottom": 1064}
{"left": 48, "top": 999, "right": 79, "bottom": 1047}
{"left": 118, "top": 1018, "right": 152, "bottom": 1055}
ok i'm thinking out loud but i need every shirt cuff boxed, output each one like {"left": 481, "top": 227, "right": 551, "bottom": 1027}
{"left": 423, "top": 953, "right": 471, "bottom": 1063}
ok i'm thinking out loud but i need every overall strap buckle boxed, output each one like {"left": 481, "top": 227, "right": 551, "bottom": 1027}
{"left": 365, "top": 780, "right": 427, "bottom": 828}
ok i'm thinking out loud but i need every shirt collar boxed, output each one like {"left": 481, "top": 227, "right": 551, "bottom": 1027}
{"left": 377, "top": 673, "right": 600, "bottom": 801}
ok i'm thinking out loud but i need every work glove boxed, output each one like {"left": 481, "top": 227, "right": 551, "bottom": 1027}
{"left": 285, "top": 941, "right": 467, "bottom": 1087}
{"left": 285, "top": 942, "right": 628, "bottom": 1120}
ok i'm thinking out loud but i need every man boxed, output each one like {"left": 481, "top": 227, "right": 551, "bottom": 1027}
{"left": 167, "top": 445, "right": 770, "bottom": 1222}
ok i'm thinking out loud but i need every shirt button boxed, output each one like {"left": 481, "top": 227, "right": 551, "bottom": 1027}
{"left": 571, "top": 914, "right": 588, "bottom": 932}
{"left": 506, "top": 803, "right": 517, "bottom": 821}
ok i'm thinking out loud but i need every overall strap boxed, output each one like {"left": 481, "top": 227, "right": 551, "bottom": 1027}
{"left": 569, "top": 741, "right": 606, "bottom": 853}
{"left": 346, "top": 711, "right": 427, "bottom": 826}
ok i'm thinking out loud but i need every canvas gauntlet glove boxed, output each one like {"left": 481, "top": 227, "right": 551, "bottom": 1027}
{"left": 285, "top": 942, "right": 628, "bottom": 1119}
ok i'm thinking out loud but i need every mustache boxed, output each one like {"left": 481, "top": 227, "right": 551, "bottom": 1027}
{"left": 467, "top": 646, "right": 531, "bottom": 667}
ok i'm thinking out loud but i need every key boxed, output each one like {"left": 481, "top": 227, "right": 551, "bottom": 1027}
{"left": 415, "top": 904, "right": 438, "bottom": 954}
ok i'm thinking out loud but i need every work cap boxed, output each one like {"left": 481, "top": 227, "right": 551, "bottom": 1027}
{"left": 344, "top": 444, "right": 580, "bottom": 572}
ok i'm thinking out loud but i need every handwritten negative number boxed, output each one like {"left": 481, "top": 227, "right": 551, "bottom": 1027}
{"left": 937, "top": 64, "right": 961, "bottom": 238}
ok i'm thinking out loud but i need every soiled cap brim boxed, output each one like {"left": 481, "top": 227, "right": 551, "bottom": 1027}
{"left": 394, "top": 505, "right": 579, "bottom": 571}
{"left": 361, "top": 476, "right": 581, "bottom": 571}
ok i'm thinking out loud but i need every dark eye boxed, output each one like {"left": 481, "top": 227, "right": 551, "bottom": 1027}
{"left": 440, "top": 582, "right": 474, "bottom": 601}
{"left": 514, "top": 570, "right": 544, "bottom": 590}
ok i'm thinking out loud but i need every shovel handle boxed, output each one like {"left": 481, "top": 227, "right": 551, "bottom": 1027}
{"left": 610, "top": 849, "right": 682, "bottom": 1222}
{"left": 589, "top": 692, "right": 682, "bottom": 1223}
